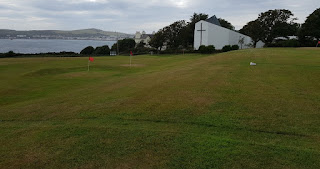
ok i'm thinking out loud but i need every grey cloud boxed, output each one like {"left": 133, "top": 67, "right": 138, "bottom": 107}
{"left": 0, "top": 0, "right": 319, "bottom": 32}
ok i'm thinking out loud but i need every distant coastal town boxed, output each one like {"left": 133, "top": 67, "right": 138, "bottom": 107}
{"left": 0, "top": 28, "right": 134, "bottom": 41}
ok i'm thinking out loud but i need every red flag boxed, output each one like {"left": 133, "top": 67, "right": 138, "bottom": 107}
{"left": 89, "top": 56, "right": 94, "bottom": 62}
{"left": 130, "top": 51, "right": 133, "bottom": 56}
{"left": 318, "top": 41, "right": 320, "bottom": 44}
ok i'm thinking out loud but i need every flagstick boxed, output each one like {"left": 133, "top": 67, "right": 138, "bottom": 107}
{"left": 130, "top": 55, "right": 132, "bottom": 68}
{"left": 88, "top": 60, "right": 90, "bottom": 71}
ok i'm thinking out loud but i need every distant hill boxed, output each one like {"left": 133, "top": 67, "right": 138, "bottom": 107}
{"left": 54, "top": 28, "right": 129, "bottom": 36}
{"left": 0, "top": 28, "right": 133, "bottom": 40}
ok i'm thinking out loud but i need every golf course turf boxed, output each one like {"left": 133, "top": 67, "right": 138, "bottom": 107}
{"left": 1, "top": 48, "right": 320, "bottom": 168}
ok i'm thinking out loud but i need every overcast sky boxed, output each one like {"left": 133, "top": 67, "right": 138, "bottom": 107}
{"left": 0, "top": 0, "right": 319, "bottom": 34}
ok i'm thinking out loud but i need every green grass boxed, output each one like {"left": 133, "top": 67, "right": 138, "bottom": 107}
{"left": 1, "top": 48, "right": 320, "bottom": 168}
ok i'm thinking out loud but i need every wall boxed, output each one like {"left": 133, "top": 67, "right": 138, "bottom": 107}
{"left": 229, "top": 30, "right": 252, "bottom": 49}
{"left": 194, "top": 20, "right": 264, "bottom": 50}
{"left": 135, "top": 32, "right": 142, "bottom": 44}
{"left": 256, "top": 41, "right": 265, "bottom": 48}
{"left": 194, "top": 21, "right": 233, "bottom": 50}
{"left": 194, "top": 21, "right": 209, "bottom": 49}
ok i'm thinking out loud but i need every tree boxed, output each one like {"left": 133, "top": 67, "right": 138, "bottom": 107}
{"left": 111, "top": 39, "right": 136, "bottom": 53}
{"left": 149, "top": 30, "right": 165, "bottom": 52}
{"left": 239, "top": 20, "right": 264, "bottom": 48}
{"left": 111, "top": 43, "right": 117, "bottom": 51}
{"left": 218, "top": 18, "right": 235, "bottom": 30}
{"left": 257, "top": 9, "right": 298, "bottom": 44}
{"left": 80, "top": 46, "right": 94, "bottom": 55}
{"left": 299, "top": 8, "right": 320, "bottom": 42}
{"left": 190, "top": 13, "right": 209, "bottom": 24}
{"left": 238, "top": 37, "right": 245, "bottom": 49}
{"left": 93, "top": 45, "right": 110, "bottom": 55}
{"left": 162, "top": 20, "right": 187, "bottom": 49}
{"left": 137, "top": 41, "right": 146, "bottom": 48}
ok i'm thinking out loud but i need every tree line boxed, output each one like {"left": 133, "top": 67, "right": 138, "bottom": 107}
{"left": 2, "top": 9, "right": 319, "bottom": 58}
{"left": 149, "top": 8, "right": 320, "bottom": 51}
{"left": 240, "top": 8, "right": 320, "bottom": 47}
{"left": 79, "top": 8, "right": 320, "bottom": 56}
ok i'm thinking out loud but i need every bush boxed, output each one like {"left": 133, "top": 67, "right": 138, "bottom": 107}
{"left": 134, "top": 47, "right": 152, "bottom": 55}
{"left": 198, "top": 45, "right": 207, "bottom": 53}
{"left": 231, "top": 45, "right": 239, "bottom": 50}
{"left": 93, "top": 45, "right": 110, "bottom": 55}
{"left": 6, "top": 51, "right": 15, "bottom": 57}
{"left": 268, "top": 39, "right": 300, "bottom": 47}
{"left": 0, "top": 51, "right": 16, "bottom": 58}
{"left": 281, "top": 39, "right": 300, "bottom": 47}
{"left": 222, "top": 45, "right": 232, "bottom": 52}
{"left": 80, "top": 46, "right": 94, "bottom": 55}
{"left": 198, "top": 45, "right": 215, "bottom": 54}
{"left": 207, "top": 45, "right": 216, "bottom": 53}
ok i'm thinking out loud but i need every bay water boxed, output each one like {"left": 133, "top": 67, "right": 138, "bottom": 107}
{"left": 0, "top": 39, "right": 116, "bottom": 54}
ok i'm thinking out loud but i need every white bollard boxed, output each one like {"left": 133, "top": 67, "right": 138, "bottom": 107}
{"left": 250, "top": 62, "right": 257, "bottom": 66}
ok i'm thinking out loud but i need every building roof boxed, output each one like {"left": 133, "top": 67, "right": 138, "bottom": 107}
{"left": 205, "top": 15, "right": 221, "bottom": 26}
{"left": 140, "top": 34, "right": 154, "bottom": 39}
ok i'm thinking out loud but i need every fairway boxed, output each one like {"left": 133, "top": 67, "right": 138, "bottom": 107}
{"left": 1, "top": 48, "right": 320, "bottom": 168}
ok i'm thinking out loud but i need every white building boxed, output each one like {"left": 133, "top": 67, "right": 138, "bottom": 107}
{"left": 135, "top": 31, "right": 154, "bottom": 47}
{"left": 194, "top": 16, "right": 264, "bottom": 50}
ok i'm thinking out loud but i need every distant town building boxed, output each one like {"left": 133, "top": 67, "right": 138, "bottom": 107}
{"left": 17, "top": 35, "right": 27, "bottom": 38}
{"left": 135, "top": 31, "right": 154, "bottom": 47}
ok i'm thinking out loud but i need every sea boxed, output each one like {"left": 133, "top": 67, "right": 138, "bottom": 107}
{"left": 0, "top": 39, "right": 117, "bottom": 54}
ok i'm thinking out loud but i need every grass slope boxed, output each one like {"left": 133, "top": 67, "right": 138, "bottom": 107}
{"left": 0, "top": 48, "right": 320, "bottom": 168}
